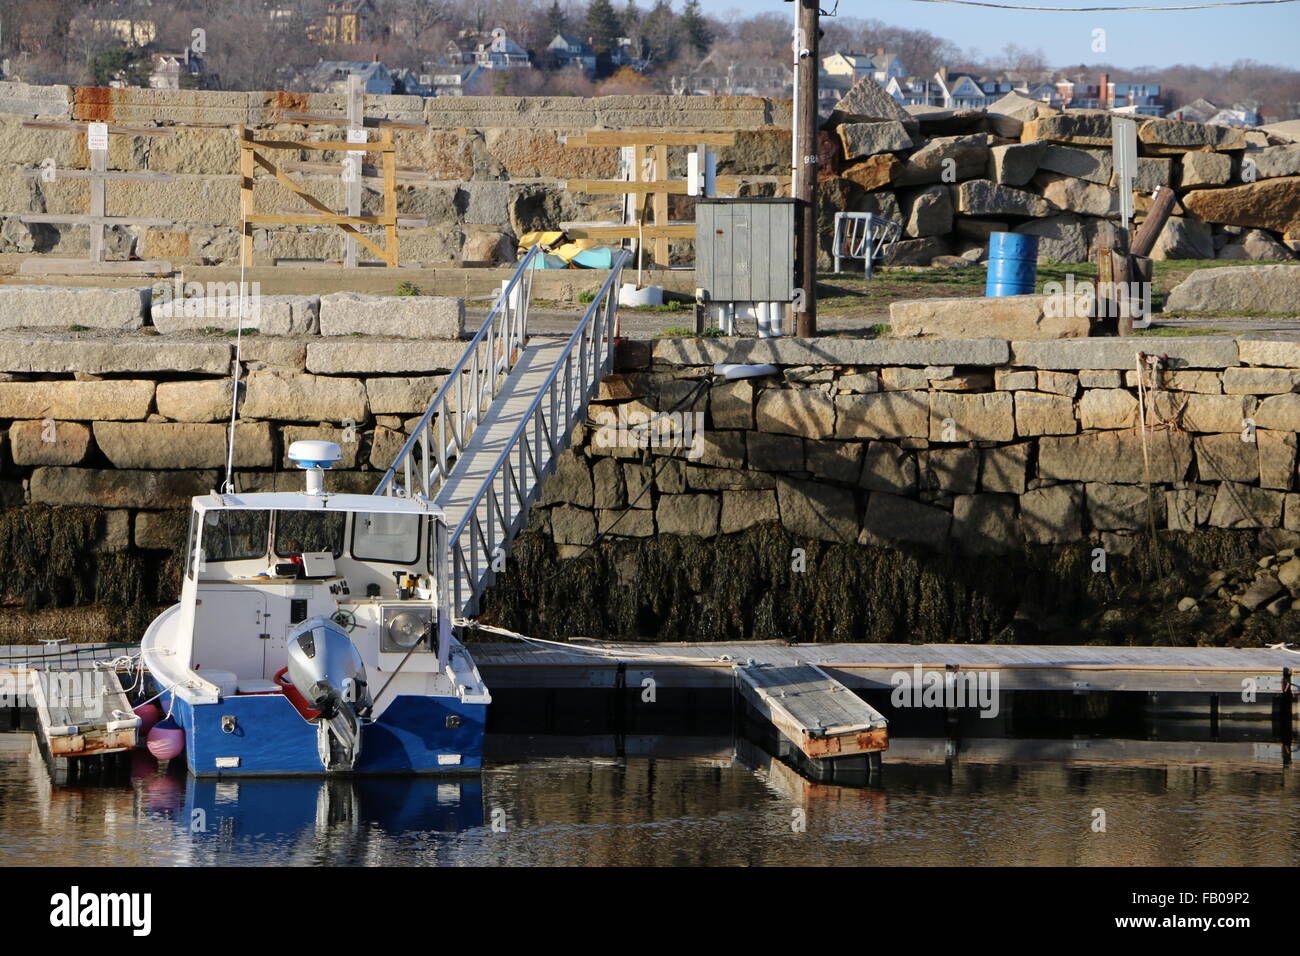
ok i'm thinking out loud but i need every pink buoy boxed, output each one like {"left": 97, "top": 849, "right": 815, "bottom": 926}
{"left": 146, "top": 716, "right": 185, "bottom": 761}
{"left": 133, "top": 703, "right": 162, "bottom": 741}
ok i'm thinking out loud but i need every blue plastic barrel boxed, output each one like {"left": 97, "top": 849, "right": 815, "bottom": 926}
{"left": 984, "top": 232, "right": 1039, "bottom": 297}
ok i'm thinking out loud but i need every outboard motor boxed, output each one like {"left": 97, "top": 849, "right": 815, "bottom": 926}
{"left": 286, "top": 615, "right": 373, "bottom": 773}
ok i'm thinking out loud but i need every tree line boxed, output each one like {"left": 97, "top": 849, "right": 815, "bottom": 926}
{"left": 0, "top": 0, "right": 1295, "bottom": 118}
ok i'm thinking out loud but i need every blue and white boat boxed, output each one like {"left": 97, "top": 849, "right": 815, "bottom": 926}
{"left": 140, "top": 441, "right": 490, "bottom": 776}
{"left": 139, "top": 247, "right": 628, "bottom": 777}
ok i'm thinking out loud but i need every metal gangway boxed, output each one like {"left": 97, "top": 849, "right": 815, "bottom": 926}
{"left": 376, "top": 245, "right": 628, "bottom": 618}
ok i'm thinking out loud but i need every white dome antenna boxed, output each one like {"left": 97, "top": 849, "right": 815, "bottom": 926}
{"left": 287, "top": 440, "right": 343, "bottom": 496}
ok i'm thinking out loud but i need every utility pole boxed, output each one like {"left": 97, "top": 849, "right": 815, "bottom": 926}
{"left": 793, "top": 0, "right": 819, "bottom": 337}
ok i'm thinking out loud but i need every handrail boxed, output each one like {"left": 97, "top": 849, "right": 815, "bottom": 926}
{"left": 442, "top": 250, "right": 628, "bottom": 616}
{"left": 374, "top": 244, "right": 540, "bottom": 499}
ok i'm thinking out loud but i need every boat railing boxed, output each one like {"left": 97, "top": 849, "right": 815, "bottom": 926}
{"left": 375, "top": 245, "right": 540, "bottom": 500}
{"left": 441, "top": 250, "right": 628, "bottom": 619}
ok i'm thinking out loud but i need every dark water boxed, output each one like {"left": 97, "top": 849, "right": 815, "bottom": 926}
{"left": 1, "top": 734, "right": 1298, "bottom": 866}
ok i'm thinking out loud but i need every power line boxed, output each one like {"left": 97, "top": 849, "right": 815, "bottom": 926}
{"left": 906, "top": 0, "right": 1298, "bottom": 11}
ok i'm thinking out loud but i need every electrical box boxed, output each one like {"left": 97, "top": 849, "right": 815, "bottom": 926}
{"left": 695, "top": 198, "right": 796, "bottom": 303}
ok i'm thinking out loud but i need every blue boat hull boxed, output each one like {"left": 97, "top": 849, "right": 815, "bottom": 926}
{"left": 158, "top": 685, "right": 486, "bottom": 777}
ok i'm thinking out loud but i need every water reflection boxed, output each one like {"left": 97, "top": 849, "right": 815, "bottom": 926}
{"left": 1, "top": 732, "right": 1298, "bottom": 866}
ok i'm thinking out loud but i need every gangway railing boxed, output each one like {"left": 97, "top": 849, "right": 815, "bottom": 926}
{"left": 443, "top": 250, "right": 628, "bottom": 616}
{"left": 375, "top": 244, "right": 539, "bottom": 500}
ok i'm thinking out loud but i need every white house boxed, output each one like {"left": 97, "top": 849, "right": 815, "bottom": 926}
{"left": 453, "top": 28, "right": 531, "bottom": 69}
{"left": 303, "top": 60, "right": 396, "bottom": 95}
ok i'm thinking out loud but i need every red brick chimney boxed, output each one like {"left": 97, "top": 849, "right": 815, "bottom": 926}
{"left": 1099, "top": 72, "right": 1110, "bottom": 107}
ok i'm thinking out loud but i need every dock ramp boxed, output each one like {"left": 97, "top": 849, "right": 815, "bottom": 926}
{"left": 377, "top": 246, "right": 628, "bottom": 621}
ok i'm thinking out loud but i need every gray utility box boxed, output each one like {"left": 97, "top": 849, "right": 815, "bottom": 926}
{"left": 695, "top": 198, "right": 795, "bottom": 302}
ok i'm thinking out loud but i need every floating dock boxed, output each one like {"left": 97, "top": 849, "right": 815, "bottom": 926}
{"left": 471, "top": 639, "right": 1299, "bottom": 696}
{"left": 4, "top": 641, "right": 1297, "bottom": 778}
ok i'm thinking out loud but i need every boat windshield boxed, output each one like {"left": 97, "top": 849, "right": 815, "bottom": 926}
{"left": 199, "top": 509, "right": 270, "bottom": 564}
{"left": 274, "top": 511, "right": 346, "bottom": 558}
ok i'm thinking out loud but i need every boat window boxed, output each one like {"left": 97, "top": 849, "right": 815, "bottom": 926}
{"left": 185, "top": 509, "right": 200, "bottom": 577}
{"left": 275, "top": 511, "right": 345, "bottom": 558}
{"left": 200, "top": 509, "right": 270, "bottom": 563}
{"left": 351, "top": 512, "right": 421, "bottom": 564}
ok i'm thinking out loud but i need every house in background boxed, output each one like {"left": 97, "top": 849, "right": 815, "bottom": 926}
{"left": 934, "top": 69, "right": 995, "bottom": 108}
{"left": 308, "top": 0, "right": 383, "bottom": 45}
{"left": 302, "top": 59, "right": 396, "bottom": 94}
{"left": 78, "top": 15, "right": 158, "bottom": 46}
{"left": 822, "top": 49, "right": 907, "bottom": 87}
{"left": 1169, "top": 98, "right": 1218, "bottom": 123}
{"left": 1171, "top": 98, "right": 1259, "bottom": 126}
{"left": 445, "top": 28, "right": 531, "bottom": 70}
{"left": 548, "top": 34, "right": 597, "bottom": 74}
{"left": 610, "top": 37, "right": 648, "bottom": 70}
{"left": 149, "top": 50, "right": 203, "bottom": 90}
{"left": 885, "top": 74, "right": 942, "bottom": 107}
{"left": 672, "top": 56, "right": 792, "bottom": 96}
{"left": 422, "top": 63, "right": 485, "bottom": 96}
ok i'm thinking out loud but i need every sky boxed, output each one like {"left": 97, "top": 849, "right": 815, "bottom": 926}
{"left": 701, "top": 0, "right": 1300, "bottom": 70}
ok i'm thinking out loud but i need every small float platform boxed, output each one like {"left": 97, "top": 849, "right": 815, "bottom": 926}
{"left": 0, "top": 649, "right": 139, "bottom": 776}
{"left": 733, "top": 661, "right": 888, "bottom": 761}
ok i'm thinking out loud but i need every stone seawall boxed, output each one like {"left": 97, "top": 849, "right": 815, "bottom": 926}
{"left": 475, "top": 334, "right": 1300, "bottom": 646}
{"left": 0, "top": 82, "right": 790, "bottom": 266}
{"left": 3, "top": 330, "right": 1300, "bottom": 645}
{"left": 539, "top": 335, "right": 1300, "bottom": 554}
{"left": 3, "top": 81, "right": 1297, "bottom": 271}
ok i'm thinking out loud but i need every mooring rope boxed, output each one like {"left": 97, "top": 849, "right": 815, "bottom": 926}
{"left": 462, "top": 621, "right": 740, "bottom": 665}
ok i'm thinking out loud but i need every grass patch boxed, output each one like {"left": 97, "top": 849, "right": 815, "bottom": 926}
{"left": 628, "top": 301, "right": 689, "bottom": 312}
{"left": 658, "top": 325, "right": 724, "bottom": 338}
{"left": 577, "top": 291, "right": 597, "bottom": 303}
{"left": 395, "top": 280, "right": 421, "bottom": 296}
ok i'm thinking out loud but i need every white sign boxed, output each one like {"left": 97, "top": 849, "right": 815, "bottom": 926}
{"left": 86, "top": 122, "right": 109, "bottom": 152}
{"left": 346, "top": 127, "right": 367, "bottom": 144}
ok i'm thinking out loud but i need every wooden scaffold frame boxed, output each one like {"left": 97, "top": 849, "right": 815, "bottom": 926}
{"left": 16, "top": 119, "right": 178, "bottom": 276}
{"left": 562, "top": 131, "right": 789, "bottom": 270}
{"left": 238, "top": 123, "right": 403, "bottom": 268}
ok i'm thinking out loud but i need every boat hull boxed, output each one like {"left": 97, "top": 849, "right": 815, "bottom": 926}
{"left": 156, "top": 684, "right": 486, "bottom": 777}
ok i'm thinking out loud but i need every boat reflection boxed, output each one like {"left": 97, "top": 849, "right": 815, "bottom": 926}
{"left": 179, "top": 774, "right": 484, "bottom": 843}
